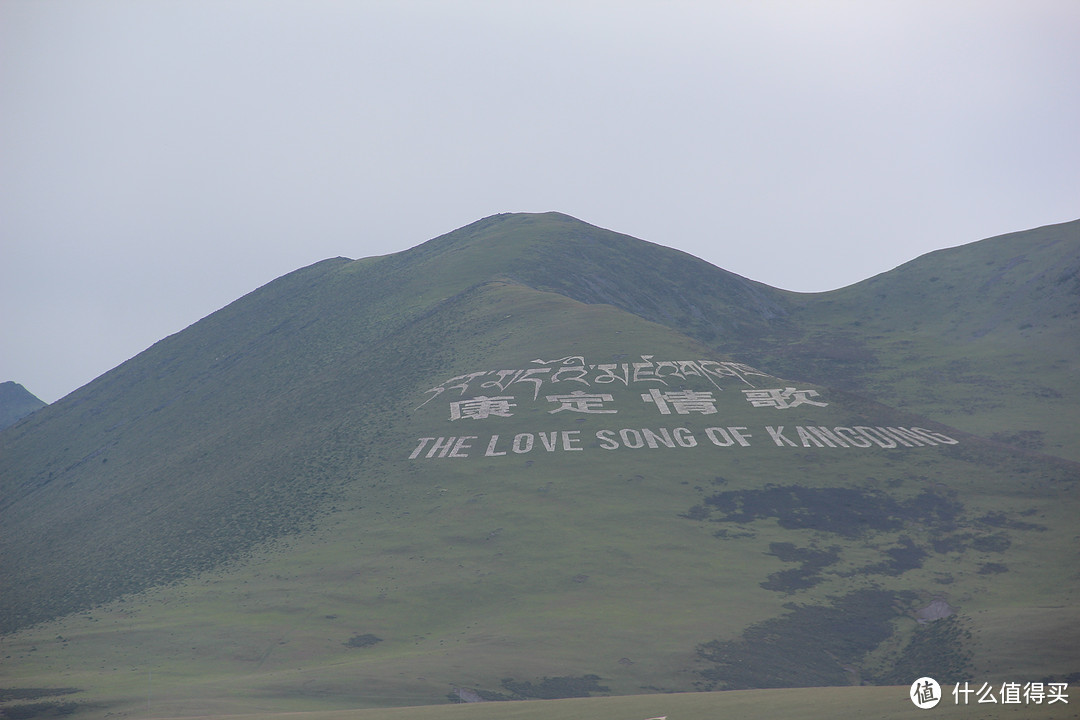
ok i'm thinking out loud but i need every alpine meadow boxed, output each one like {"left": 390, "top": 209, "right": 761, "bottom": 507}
{"left": 1, "top": 212, "right": 1078, "bottom": 720}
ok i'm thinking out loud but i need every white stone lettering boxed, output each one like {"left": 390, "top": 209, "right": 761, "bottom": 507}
{"left": 706, "top": 427, "right": 735, "bottom": 446}
{"left": 834, "top": 427, "right": 873, "bottom": 448}
{"left": 485, "top": 435, "right": 507, "bottom": 456}
{"left": 448, "top": 436, "right": 476, "bottom": 458}
{"left": 766, "top": 426, "right": 798, "bottom": 447}
{"left": 797, "top": 426, "right": 826, "bottom": 447}
{"left": 911, "top": 427, "right": 959, "bottom": 445}
{"left": 409, "top": 437, "right": 435, "bottom": 459}
{"left": 449, "top": 396, "right": 517, "bottom": 421}
{"left": 699, "top": 360, "right": 770, "bottom": 387}
{"left": 728, "top": 427, "right": 753, "bottom": 446}
{"left": 418, "top": 354, "right": 776, "bottom": 410}
{"left": 743, "top": 387, "right": 828, "bottom": 409}
{"left": 546, "top": 390, "right": 617, "bottom": 414}
{"left": 407, "top": 426, "right": 959, "bottom": 458}
{"left": 673, "top": 427, "right": 697, "bottom": 448}
{"left": 513, "top": 433, "right": 534, "bottom": 453}
{"left": 426, "top": 436, "right": 458, "bottom": 458}
{"left": 596, "top": 429, "right": 620, "bottom": 450}
{"left": 807, "top": 426, "right": 848, "bottom": 447}
{"left": 855, "top": 427, "right": 897, "bottom": 448}
{"left": 641, "top": 388, "right": 719, "bottom": 415}
{"left": 594, "top": 363, "right": 632, "bottom": 385}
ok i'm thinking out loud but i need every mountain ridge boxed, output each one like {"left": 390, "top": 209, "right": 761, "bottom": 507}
{"left": 0, "top": 381, "right": 46, "bottom": 430}
{"left": 1, "top": 213, "right": 1077, "bottom": 718}
{"left": 725, "top": 218, "right": 1080, "bottom": 458}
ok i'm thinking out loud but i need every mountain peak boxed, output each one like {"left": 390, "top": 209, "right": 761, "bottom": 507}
{"left": 1, "top": 216, "right": 1077, "bottom": 717}
{"left": 0, "top": 381, "right": 46, "bottom": 430}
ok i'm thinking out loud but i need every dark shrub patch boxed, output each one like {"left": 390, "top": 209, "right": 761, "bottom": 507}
{"left": 760, "top": 542, "right": 840, "bottom": 593}
{"left": 500, "top": 674, "right": 609, "bottom": 699}
{"left": 695, "top": 486, "right": 964, "bottom": 539}
{"left": 971, "top": 533, "right": 1011, "bottom": 552}
{"left": 0, "top": 690, "right": 80, "bottom": 702}
{"left": 344, "top": 633, "right": 382, "bottom": 648}
{"left": 977, "top": 563, "right": 1009, "bottom": 575}
{"left": 679, "top": 504, "right": 710, "bottom": 521}
{"left": 767, "top": 542, "right": 839, "bottom": 565}
{"left": 759, "top": 567, "right": 827, "bottom": 593}
{"left": 702, "top": 486, "right": 904, "bottom": 538}
{"left": 988, "top": 430, "right": 1045, "bottom": 451}
{"left": 860, "top": 536, "right": 927, "bottom": 576}
{"left": 908, "top": 490, "right": 964, "bottom": 532}
{"left": 977, "top": 512, "right": 1046, "bottom": 532}
{"left": 696, "top": 589, "right": 910, "bottom": 690}
{"left": 931, "top": 533, "right": 969, "bottom": 554}
{"left": 447, "top": 687, "right": 512, "bottom": 703}
{"left": 713, "top": 528, "right": 755, "bottom": 539}
{"left": 1, "top": 701, "right": 81, "bottom": 718}
{"left": 871, "top": 616, "right": 974, "bottom": 685}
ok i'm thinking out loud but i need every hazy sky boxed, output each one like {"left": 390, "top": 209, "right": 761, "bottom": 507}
{"left": 2, "top": 1, "right": 1078, "bottom": 403}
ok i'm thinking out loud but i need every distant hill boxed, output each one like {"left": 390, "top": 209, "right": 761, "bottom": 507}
{"left": 729, "top": 219, "right": 1080, "bottom": 461}
{"left": 0, "top": 381, "right": 46, "bottom": 430}
{"left": 1, "top": 213, "right": 1077, "bottom": 719}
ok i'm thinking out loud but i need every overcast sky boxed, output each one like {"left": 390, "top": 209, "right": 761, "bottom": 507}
{"left": 2, "top": 1, "right": 1078, "bottom": 403}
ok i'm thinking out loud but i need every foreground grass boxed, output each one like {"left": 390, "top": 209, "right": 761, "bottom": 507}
{"left": 148, "top": 687, "right": 1076, "bottom": 720}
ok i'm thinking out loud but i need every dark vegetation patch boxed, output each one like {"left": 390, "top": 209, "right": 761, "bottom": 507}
{"left": 989, "top": 429, "right": 1045, "bottom": 451}
{"left": 1, "top": 703, "right": 76, "bottom": 719}
{"left": 870, "top": 615, "right": 974, "bottom": 685}
{"left": 767, "top": 542, "right": 837, "bottom": 565}
{"left": 679, "top": 505, "right": 710, "bottom": 521}
{"left": 760, "top": 542, "right": 840, "bottom": 593}
{"left": 499, "top": 674, "right": 610, "bottom": 699}
{"left": 687, "top": 484, "right": 1031, "bottom": 584}
{"left": 343, "top": 633, "right": 382, "bottom": 648}
{"left": 977, "top": 511, "right": 1047, "bottom": 532}
{"left": 1041, "top": 671, "right": 1080, "bottom": 684}
{"left": 855, "top": 536, "right": 928, "bottom": 576}
{"left": 693, "top": 485, "right": 963, "bottom": 539}
{"left": 970, "top": 533, "right": 1012, "bottom": 552}
{"left": 930, "top": 534, "right": 966, "bottom": 554}
{"left": 931, "top": 531, "right": 1012, "bottom": 554}
{"left": 0, "top": 701, "right": 93, "bottom": 719}
{"left": 448, "top": 687, "right": 514, "bottom": 703}
{"left": 977, "top": 563, "right": 1009, "bottom": 575}
{"left": 712, "top": 528, "right": 755, "bottom": 540}
{"left": 695, "top": 589, "right": 912, "bottom": 690}
{"left": 0, "top": 689, "right": 94, "bottom": 720}
{"left": 0, "top": 690, "right": 80, "bottom": 703}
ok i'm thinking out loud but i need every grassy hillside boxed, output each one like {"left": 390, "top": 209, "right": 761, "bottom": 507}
{"left": 730, "top": 220, "right": 1080, "bottom": 460}
{"left": 1, "top": 214, "right": 1077, "bottom": 719}
{"left": 0, "top": 381, "right": 46, "bottom": 430}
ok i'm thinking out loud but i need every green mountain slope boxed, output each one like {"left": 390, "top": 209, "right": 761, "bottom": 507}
{"left": 728, "top": 219, "right": 1080, "bottom": 460}
{"left": 1, "top": 213, "right": 1077, "bottom": 719}
{"left": 0, "top": 381, "right": 46, "bottom": 430}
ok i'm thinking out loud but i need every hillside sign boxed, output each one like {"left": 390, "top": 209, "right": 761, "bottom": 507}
{"left": 409, "top": 354, "right": 958, "bottom": 459}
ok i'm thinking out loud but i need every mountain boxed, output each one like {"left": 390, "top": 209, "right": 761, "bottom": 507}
{"left": 1, "top": 213, "right": 1077, "bottom": 719}
{"left": 727, "top": 219, "right": 1080, "bottom": 461}
{"left": 0, "top": 381, "right": 46, "bottom": 430}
